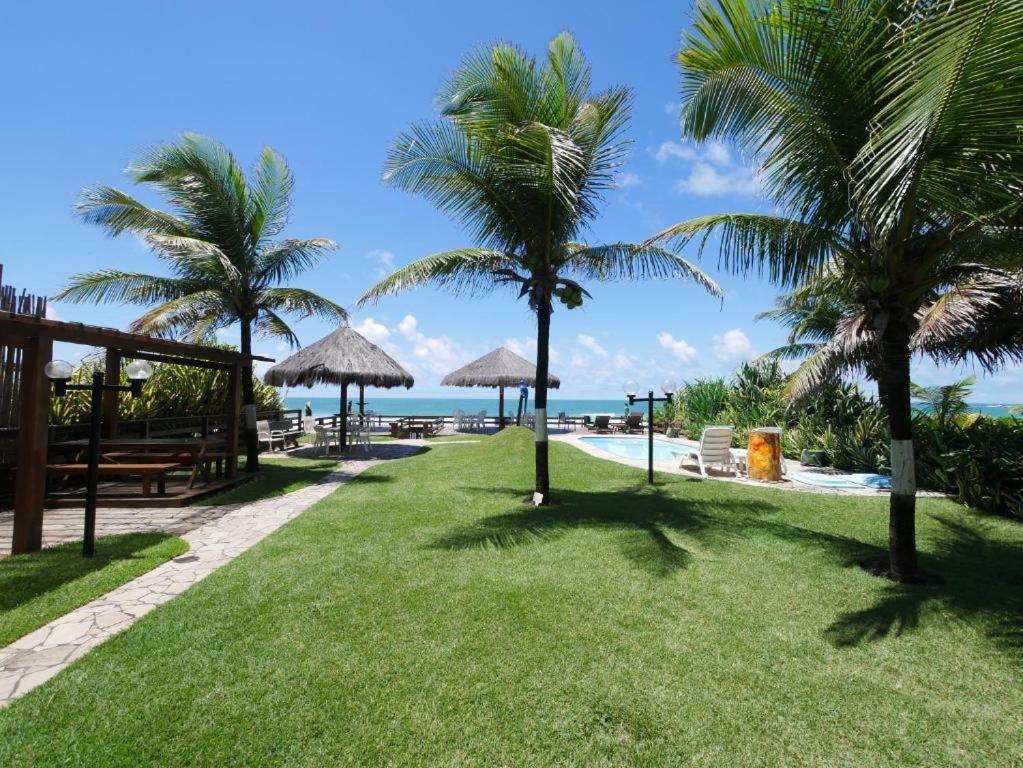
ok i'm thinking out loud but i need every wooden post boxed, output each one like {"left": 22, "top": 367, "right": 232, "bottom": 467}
{"left": 339, "top": 384, "right": 348, "bottom": 453}
{"left": 359, "top": 384, "right": 365, "bottom": 416}
{"left": 12, "top": 335, "right": 51, "bottom": 554}
{"left": 498, "top": 385, "right": 505, "bottom": 429}
{"left": 225, "top": 363, "right": 241, "bottom": 478}
{"left": 102, "top": 348, "right": 121, "bottom": 438}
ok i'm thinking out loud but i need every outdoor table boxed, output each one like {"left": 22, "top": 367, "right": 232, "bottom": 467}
{"left": 50, "top": 437, "right": 227, "bottom": 486}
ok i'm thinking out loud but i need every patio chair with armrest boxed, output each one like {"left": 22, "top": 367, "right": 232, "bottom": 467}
{"left": 256, "top": 420, "right": 285, "bottom": 453}
{"left": 671, "top": 426, "right": 736, "bottom": 476}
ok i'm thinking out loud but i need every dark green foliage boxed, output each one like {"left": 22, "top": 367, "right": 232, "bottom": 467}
{"left": 915, "top": 416, "right": 1023, "bottom": 519}
{"left": 49, "top": 352, "right": 282, "bottom": 426}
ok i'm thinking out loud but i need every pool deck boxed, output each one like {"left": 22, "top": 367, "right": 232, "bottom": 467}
{"left": 555, "top": 432, "right": 937, "bottom": 497}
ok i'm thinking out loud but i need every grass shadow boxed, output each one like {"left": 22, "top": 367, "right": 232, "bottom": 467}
{"left": 0, "top": 533, "right": 177, "bottom": 615}
{"left": 431, "top": 483, "right": 782, "bottom": 578}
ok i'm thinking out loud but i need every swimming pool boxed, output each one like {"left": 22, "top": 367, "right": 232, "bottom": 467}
{"left": 579, "top": 436, "right": 694, "bottom": 463}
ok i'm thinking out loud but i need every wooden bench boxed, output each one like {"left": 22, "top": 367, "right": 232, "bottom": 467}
{"left": 46, "top": 463, "right": 180, "bottom": 497}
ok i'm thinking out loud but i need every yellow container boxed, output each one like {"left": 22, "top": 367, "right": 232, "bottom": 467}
{"left": 747, "top": 428, "right": 783, "bottom": 482}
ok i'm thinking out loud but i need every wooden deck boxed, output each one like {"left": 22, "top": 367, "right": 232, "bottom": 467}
{"left": 43, "top": 473, "right": 253, "bottom": 509}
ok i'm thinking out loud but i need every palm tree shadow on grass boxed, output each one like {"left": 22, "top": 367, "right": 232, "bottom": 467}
{"left": 431, "top": 483, "right": 785, "bottom": 579}
{"left": 751, "top": 514, "right": 1023, "bottom": 657}
{"left": 432, "top": 487, "right": 1023, "bottom": 657}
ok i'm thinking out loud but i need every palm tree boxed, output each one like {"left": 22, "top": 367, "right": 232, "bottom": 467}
{"left": 359, "top": 33, "right": 721, "bottom": 501}
{"left": 910, "top": 378, "right": 975, "bottom": 429}
{"left": 647, "top": 0, "right": 1023, "bottom": 581}
{"left": 57, "top": 134, "right": 346, "bottom": 471}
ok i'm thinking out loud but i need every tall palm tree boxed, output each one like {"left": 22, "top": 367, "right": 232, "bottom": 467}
{"left": 57, "top": 134, "right": 346, "bottom": 471}
{"left": 359, "top": 33, "right": 721, "bottom": 501}
{"left": 647, "top": 0, "right": 1023, "bottom": 581}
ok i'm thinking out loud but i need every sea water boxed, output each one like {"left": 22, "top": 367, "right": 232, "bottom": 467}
{"left": 284, "top": 395, "right": 630, "bottom": 418}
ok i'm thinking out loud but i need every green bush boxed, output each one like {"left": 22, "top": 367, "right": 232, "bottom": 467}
{"left": 914, "top": 415, "right": 1023, "bottom": 518}
{"left": 49, "top": 350, "right": 282, "bottom": 426}
{"left": 669, "top": 377, "right": 729, "bottom": 438}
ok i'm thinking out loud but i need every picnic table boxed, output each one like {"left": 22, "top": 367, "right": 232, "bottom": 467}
{"left": 50, "top": 437, "right": 229, "bottom": 487}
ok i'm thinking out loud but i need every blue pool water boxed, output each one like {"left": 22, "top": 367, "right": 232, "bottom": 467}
{"left": 580, "top": 436, "right": 693, "bottom": 463}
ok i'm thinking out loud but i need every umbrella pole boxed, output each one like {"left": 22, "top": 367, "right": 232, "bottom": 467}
{"left": 359, "top": 384, "right": 365, "bottom": 416}
{"left": 498, "top": 385, "right": 505, "bottom": 430}
{"left": 339, "top": 385, "right": 347, "bottom": 454}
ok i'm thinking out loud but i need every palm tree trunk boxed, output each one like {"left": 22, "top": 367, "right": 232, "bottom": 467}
{"left": 878, "top": 316, "right": 917, "bottom": 581}
{"left": 533, "top": 295, "right": 552, "bottom": 502}
{"left": 239, "top": 318, "right": 260, "bottom": 473}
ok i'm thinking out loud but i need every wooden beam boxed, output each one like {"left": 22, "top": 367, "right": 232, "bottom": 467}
{"left": 103, "top": 348, "right": 121, "bottom": 438}
{"left": 12, "top": 335, "right": 51, "bottom": 554}
{"left": 0, "top": 314, "right": 272, "bottom": 366}
{"left": 225, "top": 363, "right": 241, "bottom": 478}
{"left": 117, "top": 350, "right": 232, "bottom": 371}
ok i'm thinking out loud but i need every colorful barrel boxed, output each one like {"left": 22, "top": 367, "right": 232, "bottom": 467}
{"left": 747, "top": 428, "right": 783, "bottom": 482}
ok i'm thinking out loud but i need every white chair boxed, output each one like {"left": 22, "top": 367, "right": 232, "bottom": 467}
{"left": 312, "top": 424, "right": 335, "bottom": 455}
{"left": 476, "top": 410, "right": 487, "bottom": 433}
{"left": 671, "top": 426, "right": 736, "bottom": 476}
{"left": 303, "top": 416, "right": 316, "bottom": 434}
{"left": 348, "top": 418, "right": 370, "bottom": 451}
{"left": 257, "top": 420, "right": 285, "bottom": 453}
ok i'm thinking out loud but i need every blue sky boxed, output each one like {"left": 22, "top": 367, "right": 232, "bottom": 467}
{"left": 3, "top": 1, "right": 1017, "bottom": 401}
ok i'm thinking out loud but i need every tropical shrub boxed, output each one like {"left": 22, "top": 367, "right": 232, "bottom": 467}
{"left": 49, "top": 352, "right": 282, "bottom": 426}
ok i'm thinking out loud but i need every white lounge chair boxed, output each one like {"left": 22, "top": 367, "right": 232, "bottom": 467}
{"left": 671, "top": 426, "right": 736, "bottom": 476}
{"left": 256, "top": 420, "right": 286, "bottom": 453}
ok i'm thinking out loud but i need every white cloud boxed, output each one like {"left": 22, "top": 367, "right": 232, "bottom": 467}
{"left": 388, "top": 313, "right": 469, "bottom": 375}
{"left": 714, "top": 328, "right": 752, "bottom": 362}
{"left": 616, "top": 171, "right": 642, "bottom": 188}
{"left": 664, "top": 101, "right": 681, "bottom": 116}
{"left": 366, "top": 249, "right": 396, "bottom": 278}
{"left": 705, "top": 140, "right": 731, "bottom": 165}
{"left": 396, "top": 314, "right": 418, "bottom": 341}
{"left": 658, "top": 332, "right": 697, "bottom": 364}
{"left": 577, "top": 333, "right": 609, "bottom": 358}
{"left": 570, "top": 353, "right": 590, "bottom": 369}
{"left": 613, "top": 352, "right": 635, "bottom": 371}
{"left": 673, "top": 162, "right": 760, "bottom": 197}
{"left": 655, "top": 141, "right": 695, "bottom": 164}
{"left": 504, "top": 337, "right": 560, "bottom": 365}
{"left": 352, "top": 317, "right": 391, "bottom": 345}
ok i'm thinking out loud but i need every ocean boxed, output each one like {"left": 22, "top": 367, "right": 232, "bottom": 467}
{"left": 285, "top": 395, "right": 1021, "bottom": 420}
{"left": 284, "top": 395, "right": 630, "bottom": 418}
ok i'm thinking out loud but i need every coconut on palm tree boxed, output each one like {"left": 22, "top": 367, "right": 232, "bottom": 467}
{"left": 56, "top": 134, "right": 346, "bottom": 470}
{"left": 358, "top": 32, "right": 721, "bottom": 501}
{"left": 647, "top": 0, "right": 1023, "bottom": 581}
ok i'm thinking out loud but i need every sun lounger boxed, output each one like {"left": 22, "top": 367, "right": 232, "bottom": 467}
{"left": 592, "top": 415, "right": 612, "bottom": 433}
{"left": 671, "top": 426, "right": 736, "bottom": 476}
{"left": 617, "top": 412, "right": 644, "bottom": 434}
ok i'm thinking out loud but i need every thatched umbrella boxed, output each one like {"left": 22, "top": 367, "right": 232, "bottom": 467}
{"left": 441, "top": 347, "right": 560, "bottom": 428}
{"left": 263, "top": 324, "right": 413, "bottom": 451}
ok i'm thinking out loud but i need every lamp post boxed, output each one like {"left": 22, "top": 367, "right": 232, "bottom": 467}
{"left": 45, "top": 359, "right": 153, "bottom": 556}
{"left": 624, "top": 379, "right": 676, "bottom": 484}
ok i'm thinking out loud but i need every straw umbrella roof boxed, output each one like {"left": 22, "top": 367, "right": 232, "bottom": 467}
{"left": 441, "top": 347, "right": 560, "bottom": 389}
{"left": 262, "top": 324, "right": 414, "bottom": 389}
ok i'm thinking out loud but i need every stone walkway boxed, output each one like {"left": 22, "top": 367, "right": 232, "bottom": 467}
{"left": 0, "top": 442, "right": 422, "bottom": 707}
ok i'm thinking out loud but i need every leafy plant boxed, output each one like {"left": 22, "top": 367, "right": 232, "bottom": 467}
{"left": 357, "top": 33, "right": 720, "bottom": 502}
{"left": 647, "top": 0, "right": 1023, "bottom": 581}
{"left": 49, "top": 352, "right": 282, "bottom": 426}
{"left": 56, "top": 134, "right": 344, "bottom": 471}
{"left": 911, "top": 377, "right": 975, "bottom": 429}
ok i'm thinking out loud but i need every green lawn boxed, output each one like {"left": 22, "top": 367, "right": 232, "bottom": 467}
{"left": 1, "top": 428, "right": 1021, "bottom": 766}
{"left": 0, "top": 534, "right": 187, "bottom": 648}
{"left": 194, "top": 456, "right": 338, "bottom": 506}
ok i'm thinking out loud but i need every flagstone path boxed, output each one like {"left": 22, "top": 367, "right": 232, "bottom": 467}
{"left": 0, "top": 442, "right": 421, "bottom": 707}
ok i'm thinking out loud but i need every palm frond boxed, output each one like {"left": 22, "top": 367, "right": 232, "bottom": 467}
{"left": 564, "top": 242, "right": 722, "bottom": 297}
{"left": 257, "top": 238, "right": 338, "bottom": 286}
{"left": 259, "top": 287, "right": 347, "bottom": 322}
{"left": 644, "top": 213, "right": 841, "bottom": 287}
{"left": 358, "top": 248, "right": 521, "bottom": 305}
{"left": 249, "top": 146, "right": 293, "bottom": 241}
{"left": 54, "top": 271, "right": 199, "bottom": 306}
{"left": 254, "top": 308, "right": 301, "bottom": 348}
{"left": 75, "top": 186, "right": 190, "bottom": 237}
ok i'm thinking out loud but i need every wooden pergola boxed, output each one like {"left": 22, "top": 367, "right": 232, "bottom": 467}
{"left": 1, "top": 311, "right": 270, "bottom": 555}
